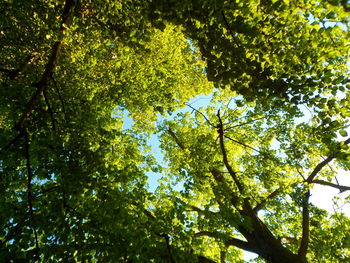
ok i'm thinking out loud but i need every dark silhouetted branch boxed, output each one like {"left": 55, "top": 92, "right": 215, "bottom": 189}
{"left": 194, "top": 230, "right": 255, "bottom": 253}
{"left": 306, "top": 138, "right": 350, "bottom": 183}
{"left": 223, "top": 135, "right": 262, "bottom": 154}
{"left": 160, "top": 234, "right": 175, "bottom": 263}
{"left": 298, "top": 190, "right": 310, "bottom": 259}
{"left": 43, "top": 89, "right": 56, "bottom": 130}
{"left": 167, "top": 128, "right": 185, "bottom": 150}
{"left": 15, "top": 0, "right": 75, "bottom": 132}
{"left": 312, "top": 179, "right": 350, "bottom": 193}
{"left": 217, "top": 111, "right": 244, "bottom": 193}
{"left": 24, "top": 131, "right": 39, "bottom": 261}
{"left": 185, "top": 103, "right": 216, "bottom": 128}
{"left": 253, "top": 188, "right": 281, "bottom": 213}
{"left": 51, "top": 74, "right": 68, "bottom": 122}
{"left": 0, "top": 132, "right": 24, "bottom": 153}
{"left": 0, "top": 55, "right": 34, "bottom": 79}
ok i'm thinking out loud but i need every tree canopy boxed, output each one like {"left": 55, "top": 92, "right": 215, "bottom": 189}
{"left": 0, "top": 0, "right": 349, "bottom": 262}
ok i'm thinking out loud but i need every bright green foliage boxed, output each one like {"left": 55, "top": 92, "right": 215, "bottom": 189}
{"left": 0, "top": 0, "right": 350, "bottom": 262}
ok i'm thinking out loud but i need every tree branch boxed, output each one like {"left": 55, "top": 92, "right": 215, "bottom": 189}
{"left": 160, "top": 234, "right": 175, "bottom": 263}
{"left": 223, "top": 134, "right": 262, "bottom": 154}
{"left": 24, "top": 131, "right": 40, "bottom": 261}
{"left": 217, "top": 111, "right": 244, "bottom": 194}
{"left": 167, "top": 128, "right": 185, "bottom": 150}
{"left": 0, "top": 55, "right": 34, "bottom": 80}
{"left": 221, "top": 11, "right": 240, "bottom": 48}
{"left": 15, "top": 0, "right": 75, "bottom": 132}
{"left": 306, "top": 137, "right": 350, "bottom": 183}
{"left": 185, "top": 103, "right": 216, "bottom": 127}
{"left": 194, "top": 231, "right": 256, "bottom": 253}
{"left": 253, "top": 188, "right": 281, "bottom": 213}
{"left": 311, "top": 179, "right": 350, "bottom": 193}
{"left": 189, "top": 205, "right": 218, "bottom": 217}
{"left": 224, "top": 116, "right": 267, "bottom": 131}
{"left": 43, "top": 89, "right": 56, "bottom": 130}
{"left": 51, "top": 74, "right": 68, "bottom": 122}
{"left": 298, "top": 190, "right": 310, "bottom": 259}
{"left": 0, "top": 132, "right": 24, "bottom": 153}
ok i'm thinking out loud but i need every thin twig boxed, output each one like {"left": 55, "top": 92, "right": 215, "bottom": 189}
{"left": 51, "top": 74, "right": 69, "bottom": 122}
{"left": 43, "top": 89, "right": 56, "bottom": 130}
{"left": 185, "top": 103, "right": 216, "bottom": 127}
{"left": 224, "top": 116, "right": 266, "bottom": 131}
{"left": 223, "top": 135, "right": 262, "bottom": 154}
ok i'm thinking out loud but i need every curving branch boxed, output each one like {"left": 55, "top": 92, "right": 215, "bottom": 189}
{"left": 15, "top": 0, "right": 75, "bottom": 132}
{"left": 311, "top": 179, "right": 350, "bottom": 193}
{"left": 221, "top": 11, "right": 240, "bottom": 48}
{"left": 306, "top": 137, "right": 350, "bottom": 183}
{"left": 185, "top": 103, "right": 216, "bottom": 127}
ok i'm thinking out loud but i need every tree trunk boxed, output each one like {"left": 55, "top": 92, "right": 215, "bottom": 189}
{"left": 239, "top": 201, "right": 307, "bottom": 263}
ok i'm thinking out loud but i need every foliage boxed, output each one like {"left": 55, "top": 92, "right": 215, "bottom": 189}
{"left": 0, "top": 0, "right": 349, "bottom": 262}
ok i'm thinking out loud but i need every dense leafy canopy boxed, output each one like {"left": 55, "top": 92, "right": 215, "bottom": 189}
{"left": 0, "top": 0, "right": 349, "bottom": 262}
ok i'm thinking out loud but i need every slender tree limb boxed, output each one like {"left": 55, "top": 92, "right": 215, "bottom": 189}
{"left": 0, "top": 132, "right": 24, "bottom": 153}
{"left": 224, "top": 116, "right": 266, "bottom": 131}
{"left": 24, "top": 131, "right": 40, "bottom": 261}
{"left": 298, "top": 190, "right": 310, "bottom": 259}
{"left": 43, "top": 89, "right": 56, "bottom": 130}
{"left": 306, "top": 137, "right": 350, "bottom": 183}
{"left": 15, "top": 0, "right": 75, "bottom": 132}
{"left": 167, "top": 128, "right": 185, "bottom": 150}
{"left": 253, "top": 188, "right": 281, "bottom": 213}
{"left": 223, "top": 134, "right": 262, "bottom": 154}
{"left": 217, "top": 111, "right": 244, "bottom": 193}
{"left": 185, "top": 103, "right": 216, "bottom": 127}
{"left": 189, "top": 205, "right": 219, "bottom": 217}
{"left": 221, "top": 11, "right": 240, "bottom": 48}
{"left": 311, "top": 179, "right": 350, "bottom": 193}
{"left": 51, "top": 74, "right": 68, "bottom": 122}
{"left": 194, "top": 231, "right": 255, "bottom": 253}
{"left": 0, "top": 55, "right": 34, "bottom": 80}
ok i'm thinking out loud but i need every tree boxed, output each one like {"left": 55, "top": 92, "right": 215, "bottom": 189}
{"left": 0, "top": 0, "right": 349, "bottom": 262}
